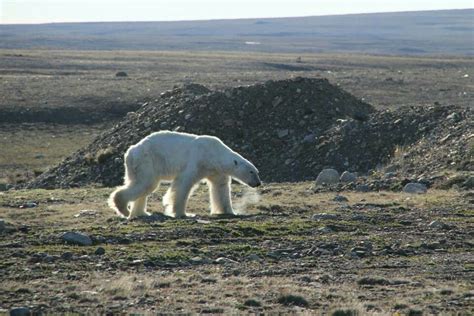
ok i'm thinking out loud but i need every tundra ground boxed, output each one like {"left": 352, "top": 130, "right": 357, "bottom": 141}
{"left": 0, "top": 184, "right": 472, "bottom": 314}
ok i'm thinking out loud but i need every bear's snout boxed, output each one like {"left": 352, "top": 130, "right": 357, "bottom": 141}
{"left": 250, "top": 179, "right": 261, "bottom": 188}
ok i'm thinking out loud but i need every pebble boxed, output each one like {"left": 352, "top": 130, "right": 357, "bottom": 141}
{"left": 94, "top": 247, "right": 105, "bottom": 256}
{"left": 247, "top": 254, "right": 261, "bottom": 261}
{"left": 340, "top": 171, "right": 357, "bottom": 183}
{"left": 61, "top": 252, "right": 74, "bottom": 260}
{"left": 19, "top": 202, "right": 37, "bottom": 209}
{"left": 428, "top": 220, "right": 450, "bottom": 229}
{"left": 276, "top": 129, "right": 289, "bottom": 138}
{"left": 403, "top": 182, "right": 427, "bottom": 194}
{"left": 312, "top": 213, "right": 339, "bottom": 220}
{"left": 315, "top": 169, "right": 340, "bottom": 186}
{"left": 9, "top": 307, "right": 31, "bottom": 316}
{"left": 355, "top": 184, "right": 370, "bottom": 192}
{"left": 333, "top": 195, "right": 349, "bottom": 202}
{"left": 215, "top": 257, "right": 237, "bottom": 264}
{"left": 302, "top": 133, "right": 316, "bottom": 143}
{"left": 61, "top": 232, "right": 93, "bottom": 246}
{"left": 318, "top": 226, "right": 334, "bottom": 233}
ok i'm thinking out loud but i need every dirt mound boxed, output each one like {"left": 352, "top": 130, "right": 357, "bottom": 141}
{"left": 26, "top": 77, "right": 374, "bottom": 188}
{"left": 313, "top": 105, "right": 472, "bottom": 190}
{"left": 26, "top": 77, "right": 471, "bottom": 189}
{"left": 320, "top": 105, "right": 472, "bottom": 174}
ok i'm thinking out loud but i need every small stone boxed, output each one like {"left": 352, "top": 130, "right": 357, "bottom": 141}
{"left": 333, "top": 195, "right": 348, "bottom": 202}
{"left": 315, "top": 168, "right": 339, "bottom": 186}
{"left": 446, "top": 112, "right": 461, "bottom": 122}
{"left": 355, "top": 184, "right": 370, "bottom": 192}
{"left": 403, "top": 182, "right": 427, "bottom": 194}
{"left": 190, "top": 256, "right": 204, "bottom": 264}
{"left": 9, "top": 307, "right": 31, "bottom": 316}
{"left": 247, "top": 254, "right": 261, "bottom": 261}
{"left": 276, "top": 129, "right": 289, "bottom": 138}
{"left": 318, "top": 226, "right": 333, "bottom": 233}
{"left": 340, "top": 171, "right": 357, "bottom": 183}
{"left": 61, "top": 232, "right": 93, "bottom": 246}
{"left": 312, "top": 213, "right": 338, "bottom": 220}
{"left": 115, "top": 71, "right": 127, "bottom": 77}
{"left": 61, "top": 252, "right": 74, "bottom": 260}
{"left": 384, "top": 172, "right": 397, "bottom": 179}
{"left": 302, "top": 134, "right": 316, "bottom": 143}
{"left": 272, "top": 96, "right": 283, "bottom": 107}
{"left": 428, "top": 220, "right": 449, "bottom": 229}
{"left": 19, "top": 202, "right": 37, "bottom": 209}
{"left": 215, "top": 257, "right": 237, "bottom": 264}
{"left": 94, "top": 247, "right": 105, "bottom": 256}
{"left": 0, "top": 219, "right": 5, "bottom": 232}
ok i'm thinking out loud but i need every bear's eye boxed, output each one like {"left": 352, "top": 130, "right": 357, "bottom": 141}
{"left": 234, "top": 160, "right": 238, "bottom": 166}
{"left": 250, "top": 171, "right": 254, "bottom": 174}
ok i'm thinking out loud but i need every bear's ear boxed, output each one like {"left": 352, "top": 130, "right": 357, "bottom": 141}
{"left": 233, "top": 159, "right": 238, "bottom": 166}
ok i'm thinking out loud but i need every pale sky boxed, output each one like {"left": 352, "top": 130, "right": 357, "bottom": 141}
{"left": 1, "top": 0, "right": 473, "bottom": 24}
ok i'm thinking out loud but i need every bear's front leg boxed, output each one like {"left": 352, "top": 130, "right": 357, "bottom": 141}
{"left": 208, "top": 175, "right": 235, "bottom": 216}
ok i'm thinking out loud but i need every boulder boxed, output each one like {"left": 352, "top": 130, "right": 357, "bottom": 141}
{"left": 403, "top": 182, "right": 427, "bottom": 194}
{"left": 315, "top": 169, "right": 339, "bottom": 186}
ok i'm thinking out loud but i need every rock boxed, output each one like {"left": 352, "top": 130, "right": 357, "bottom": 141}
{"left": 61, "top": 232, "right": 93, "bottom": 246}
{"left": 115, "top": 71, "right": 128, "bottom": 77}
{"left": 0, "top": 219, "right": 5, "bottom": 232}
{"left": 318, "top": 226, "right": 333, "bottom": 233}
{"left": 9, "top": 307, "right": 31, "bottom": 316}
{"left": 215, "top": 257, "right": 237, "bottom": 264}
{"left": 94, "top": 247, "right": 105, "bottom": 255}
{"left": 333, "top": 195, "right": 349, "bottom": 202}
{"left": 462, "top": 176, "right": 474, "bottom": 189}
{"left": 340, "top": 171, "right": 357, "bottom": 183}
{"left": 355, "top": 184, "right": 370, "bottom": 192}
{"left": 315, "top": 168, "right": 339, "bottom": 186}
{"left": 19, "top": 202, "right": 37, "bottom": 209}
{"left": 403, "top": 182, "right": 427, "bottom": 194}
{"left": 384, "top": 172, "right": 397, "bottom": 179}
{"left": 302, "top": 133, "right": 316, "bottom": 143}
{"left": 189, "top": 256, "right": 201, "bottom": 263}
{"left": 428, "top": 220, "right": 450, "bottom": 229}
{"left": 312, "top": 213, "right": 339, "bottom": 220}
{"left": 61, "top": 252, "right": 74, "bottom": 260}
{"left": 247, "top": 254, "right": 261, "bottom": 261}
{"left": 446, "top": 112, "right": 461, "bottom": 122}
{"left": 276, "top": 129, "right": 289, "bottom": 138}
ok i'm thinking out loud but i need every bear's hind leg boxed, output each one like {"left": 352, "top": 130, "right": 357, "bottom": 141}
{"left": 165, "top": 174, "right": 198, "bottom": 218}
{"left": 208, "top": 175, "right": 235, "bottom": 216}
{"left": 129, "top": 196, "right": 150, "bottom": 218}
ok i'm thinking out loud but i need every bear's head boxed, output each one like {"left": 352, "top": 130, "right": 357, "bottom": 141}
{"left": 229, "top": 154, "right": 261, "bottom": 188}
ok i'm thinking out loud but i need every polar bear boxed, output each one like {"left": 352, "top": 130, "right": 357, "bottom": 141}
{"left": 108, "top": 131, "right": 261, "bottom": 219}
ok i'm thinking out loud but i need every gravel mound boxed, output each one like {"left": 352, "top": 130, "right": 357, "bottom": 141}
{"left": 319, "top": 105, "right": 472, "bottom": 175}
{"left": 26, "top": 77, "right": 374, "bottom": 188}
{"left": 25, "top": 77, "right": 471, "bottom": 189}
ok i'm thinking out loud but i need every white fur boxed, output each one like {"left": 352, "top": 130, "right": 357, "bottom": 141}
{"left": 108, "top": 131, "right": 261, "bottom": 219}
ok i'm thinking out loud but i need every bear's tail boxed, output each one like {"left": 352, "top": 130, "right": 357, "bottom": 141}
{"left": 108, "top": 147, "right": 138, "bottom": 218}
{"left": 108, "top": 187, "right": 130, "bottom": 218}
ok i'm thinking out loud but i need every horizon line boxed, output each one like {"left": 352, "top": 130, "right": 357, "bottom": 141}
{"left": 1, "top": 7, "right": 472, "bottom": 26}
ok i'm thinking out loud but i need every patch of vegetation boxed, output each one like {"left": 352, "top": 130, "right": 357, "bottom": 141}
{"left": 277, "top": 294, "right": 309, "bottom": 307}
{"left": 243, "top": 298, "right": 262, "bottom": 307}
{"left": 331, "top": 309, "right": 359, "bottom": 316}
{"left": 357, "top": 277, "right": 391, "bottom": 286}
